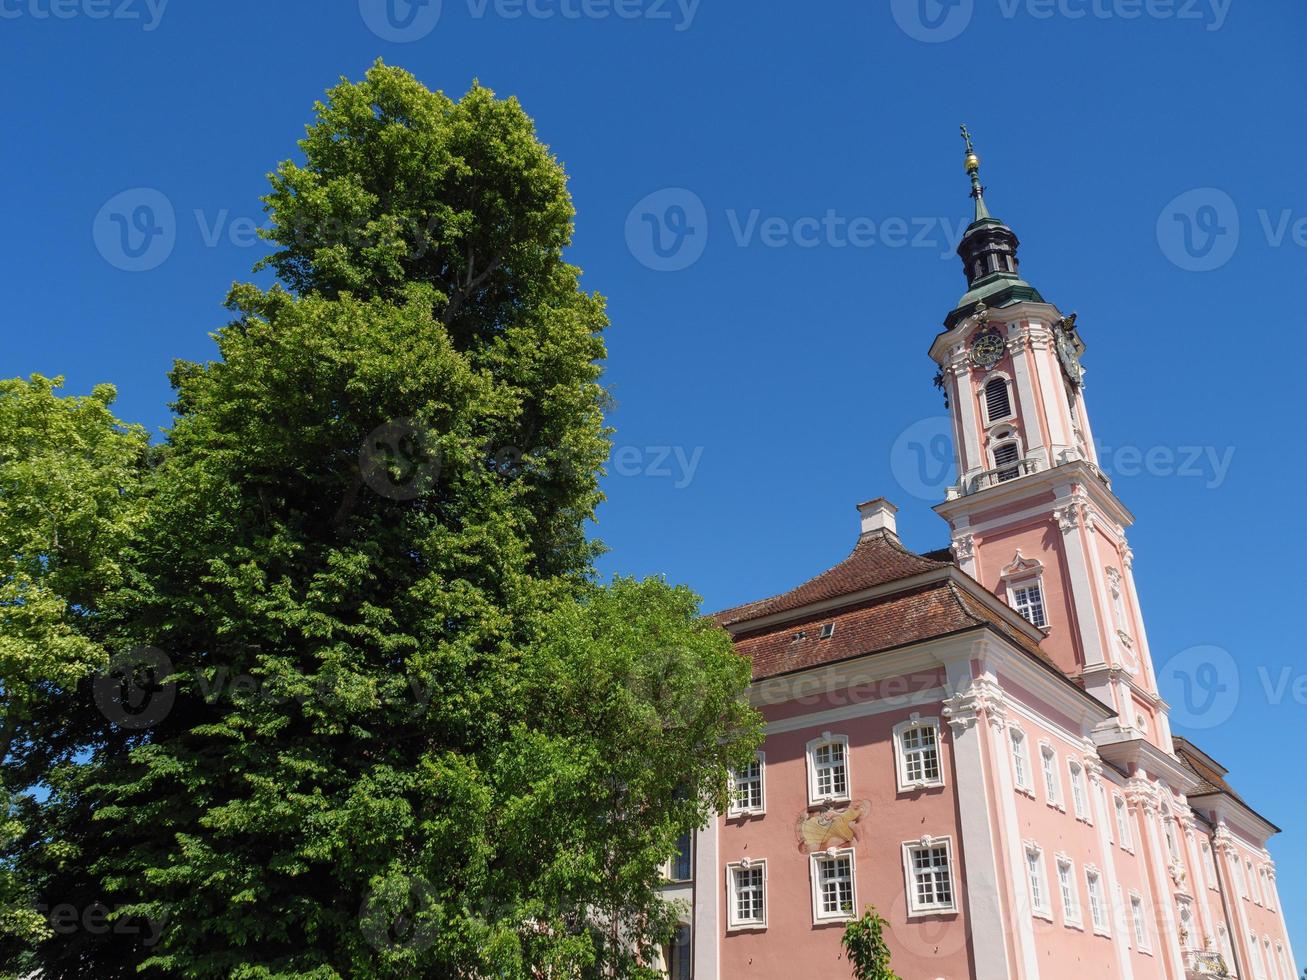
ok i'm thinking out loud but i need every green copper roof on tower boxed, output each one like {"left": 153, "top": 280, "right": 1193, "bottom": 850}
{"left": 960, "top": 124, "right": 991, "bottom": 223}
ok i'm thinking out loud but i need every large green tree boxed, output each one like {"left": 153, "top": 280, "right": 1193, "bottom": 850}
{"left": 0, "top": 376, "right": 149, "bottom": 961}
{"left": 9, "top": 63, "right": 758, "bottom": 979}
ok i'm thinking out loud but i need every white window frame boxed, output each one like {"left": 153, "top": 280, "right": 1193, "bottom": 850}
{"left": 981, "top": 372, "right": 1015, "bottom": 425}
{"left": 1218, "top": 925, "right": 1234, "bottom": 972}
{"left": 1114, "top": 795, "right": 1134, "bottom": 851}
{"left": 1040, "top": 742, "right": 1063, "bottom": 810}
{"left": 1056, "top": 855, "right": 1082, "bottom": 928}
{"left": 666, "top": 833, "right": 693, "bottom": 883}
{"left": 1025, "top": 841, "right": 1051, "bottom": 919}
{"left": 1162, "top": 814, "right": 1181, "bottom": 863}
{"left": 810, "top": 848, "right": 857, "bottom": 924}
{"left": 1130, "top": 891, "right": 1151, "bottom": 953}
{"left": 805, "top": 733, "right": 851, "bottom": 806}
{"left": 1259, "top": 867, "right": 1274, "bottom": 910}
{"left": 1068, "top": 759, "right": 1090, "bottom": 822}
{"left": 1086, "top": 866, "right": 1109, "bottom": 936}
{"left": 728, "top": 751, "right": 766, "bottom": 817}
{"left": 1010, "top": 726, "right": 1034, "bottom": 794}
{"left": 1202, "top": 842, "right": 1219, "bottom": 891}
{"left": 1249, "top": 931, "right": 1265, "bottom": 980}
{"left": 726, "top": 859, "right": 767, "bottom": 931}
{"left": 1276, "top": 941, "right": 1289, "bottom": 980}
{"left": 1248, "top": 860, "right": 1261, "bottom": 905}
{"left": 892, "top": 714, "right": 944, "bottom": 793}
{"left": 1235, "top": 856, "right": 1249, "bottom": 899}
{"left": 901, "top": 836, "right": 957, "bottom": 917}
{"left": 1008, "top": 577, "right": 1048, "bottom": 629}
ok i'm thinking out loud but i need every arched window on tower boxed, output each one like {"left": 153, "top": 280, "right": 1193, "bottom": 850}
{"left": 983, "top": 377, "right": 1012, "bottom": 424}
{"left": 993, "top": 441, "right": 1021, "bottom": 482}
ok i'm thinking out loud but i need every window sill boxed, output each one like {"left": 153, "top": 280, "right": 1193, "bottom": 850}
{"left": 1064, "top": 920, "right": 1084, "bottom": 931}
{"left": 807, "top": 797, "right": 852, "bottom": 811}
{"left": 1032, "top": 909, "right": 1054, "bottom": 922}
{"left": 1093, "top": 927, "right": 1112, "bottom": 938}
{"left": 726, "top": 922, "right": 767, "bottom": 933}
{"left": 812, "top": 915, "right": 856, "bottom": 927}
{"left": 905, "top": 907, "right": 959, "bottom": 921}
{"left": 897, "top": 780, "right": 946, "bottom": 794}
{"left": 727, "top": 809, "right": 766, "bottom": 820}
{"left": 1015, "top": 786, "right": 1037, "bottom": 799}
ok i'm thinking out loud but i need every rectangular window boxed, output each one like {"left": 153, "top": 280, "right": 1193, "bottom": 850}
{"left": 1202, "top": 843, "right": 1218, "bottom": 889}
{"left": 1057, "top": 857, "right": 1080, "bottom": 926}
{"left": 1012, "top": 582, "right": 1047, "bottom": 628}
{"left": 1235, "top": 858, "right": 1249, "bottom": 899}
{"left": 1277, "top": 943, "right": 1290, "bottom": 980}
{"left": 1248, "top": 861, "right": 1260, "bottom": 904}
{"left": 1026, "top": 845, "right": 1050, "bottom": 917}
{"left": 728, "top": 862, "right": 766, "bottom": 929}
{"left": 1086, "top": 869, "right": 1108, "bottom": 934}
{"left": 1041, "top": 745, "right": 1062, "bottom": 807}
{"left": 668, "top": 834, "right": 692, "bottom": 882}
{"left": 1069, "top": 761, "right": 1089, "bottom": 820}
{"left": 1249, "top": 932, "right": 1265, "bottom": 980}
{"left": 1010, "top": 729, "right": 1032, "bottom": 791}
{"left": 1260, "top": 868, "right": 1274, "bottom": 910}
{"left": 1130, "top": 894, "right": 1150, "bottom": 951}
{"left": 813, "top": 851, "right": 855, "bottom": 922}
{"left": 896, "top": 719, "right": 942, "bottom": 790}
{"left": 730, "top": 754, "right": 765, "bottom": 815}
{"left": 809, "top": 736, "right": 850, "bottom": 803}
{"left": 1218, "top": 926, "right": 1233, "bottom": 972}
{"left": 904, "top": 840, "right": 955, "bottom": 915}
{"left": 664, "top": 924, "right": 691, "bottom": 980}
{"left": 1115, "top": 796, "right": 1133, "bottom": 850}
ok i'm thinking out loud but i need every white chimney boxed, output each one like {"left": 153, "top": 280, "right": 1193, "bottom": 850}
{"left": 858, "top": 497, "right": 899, "bottom": 538}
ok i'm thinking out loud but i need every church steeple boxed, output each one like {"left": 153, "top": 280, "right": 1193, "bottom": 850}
{"left": 947, "top": 126, "right": 1043, "bottom": 328}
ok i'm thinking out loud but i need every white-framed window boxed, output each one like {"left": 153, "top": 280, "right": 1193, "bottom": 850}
{"left": 1202, "top": 842, "right": 1218, "bottom": 890}
{"left": 1248, "top": 860, "right": 1260, "bottom": 904}
{"left": 902, "top": 837, "right": 956, "bottom": 916}
{"left": 727, "top": 860, "right": 767, "bottom": 930}
{"left": 729, "top": 752, "right": 765, "bottom": 816}
{"left": 1264, "top": 938, "right": 1275, "bottom": 980}
{"left": 1040, "top": 743, "right": 1062, "bottom": 808}
{"left": 811, "top": 849, "right": 856, "bottom": 923}
{"left": 993, "top": 439, "right": 1022, "bottom": 481}
{"left": 806, "top": 733, "right": 850, "bottom": 805}
{"left": 1259, "top": 867, "right": 1274, "bottom": 910}
{"left": 1025, "top": 842, "right": 1051, "bottom": 918}
{"left": 1086, "top": 868, "right": 1109, "bottom": 935}
{"left": 1010, "top": 579, "right": 1048, "bottom": 628}
{"left": 1097, "top": 782, "right": 1112, "bottom": 842}
{"left": 1068, "top": 760, "right": 1090, "bottom": 821}
{"left": 1276, "top": 941, "right": 1290, "bottom": 980}
{"left": 983, "top": 375, "right": 1013, "bottom": 424}
{"left": 1130, "top": 892, "right": 1151, "bottom": 952}
{"left": 1235, "top": 856, "right": 1249, "bottom": 899}
{"left": 1010, "top": 727, "right": 1033, "bottom": 792}
{"left": 1114, "top": 795, "right": 1133, "bottom": 850}
{"left": 893, "top": 715, "right": 943, "bottom": 792}
{"left": 1162, "top": 813, "right": 1181, "bottom": 863}
{"left": 1056, "top": 856, "right": 1081, "bottom": 927}
{"left": 1249, "top": 931, "right": 1266, "bottom": 980}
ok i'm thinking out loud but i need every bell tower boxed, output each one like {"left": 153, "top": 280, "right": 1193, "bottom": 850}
{"left": 930, "top": 127, "right": 1171, "bottom": 751}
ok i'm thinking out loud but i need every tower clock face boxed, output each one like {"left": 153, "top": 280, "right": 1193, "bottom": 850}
{"left": 969, "top": 330, "right": 1005, "bottom": 369}
{"left": 1055, "top": 326, "right": 1084, "bottom": 386}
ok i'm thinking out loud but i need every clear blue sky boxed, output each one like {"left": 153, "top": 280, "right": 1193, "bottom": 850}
{"left": 4, "top": 0, "right": 1304, "bottom": 959}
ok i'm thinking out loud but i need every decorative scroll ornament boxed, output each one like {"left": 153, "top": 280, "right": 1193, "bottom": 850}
{"left": 1000, "top": 549, "right": 1043, "bottom": 579}
{"left": 951, "top": 532, "right": 975, "bottom": 563}
{"left": 1124, "top": 776, "right": 1158, "bottom": 814}
{"left": 942, "top": 675, "right": 1007, "bottom": 732}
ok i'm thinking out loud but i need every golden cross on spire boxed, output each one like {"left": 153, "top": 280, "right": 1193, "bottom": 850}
{"left": 958, "top": 124, "right": 989, "bottom": 220}
{"left": 960, "top": 124, "right": 980, "bottom": 173}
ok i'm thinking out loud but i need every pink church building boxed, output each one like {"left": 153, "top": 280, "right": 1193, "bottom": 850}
{"left": 660, "top": 137, "right": 1298, "bottom": 980}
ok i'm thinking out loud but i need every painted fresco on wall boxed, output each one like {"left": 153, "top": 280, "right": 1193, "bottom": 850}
{"left": 795, "top": 800, "right": 871, "bottom": 854}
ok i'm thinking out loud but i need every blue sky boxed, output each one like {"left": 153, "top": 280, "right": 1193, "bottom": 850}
{"left": 4, "top": 0, "right": 1305, "bottom": 959}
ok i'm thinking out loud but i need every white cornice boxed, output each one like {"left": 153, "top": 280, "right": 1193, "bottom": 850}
{"left": 934, "top": 458, "right": 1136, "bottom": 529}
{"left": 928, "top": 300, "right": 1066, "bottom": 364}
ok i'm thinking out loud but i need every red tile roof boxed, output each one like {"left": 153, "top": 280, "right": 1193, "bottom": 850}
{"left": 714, "top": 530, "right": 949, "bottom": 628}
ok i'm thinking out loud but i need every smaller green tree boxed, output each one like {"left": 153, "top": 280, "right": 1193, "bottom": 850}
{"left": 842, "top": 905, "right": 899, "bottom": 980}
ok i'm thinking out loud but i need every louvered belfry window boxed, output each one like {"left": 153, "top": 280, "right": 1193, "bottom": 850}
{"left": 984, "top": 377, "right": 1011, "bottom": 421}
{"left": 993, "top": 441, "right": 1020, "bottom": 481}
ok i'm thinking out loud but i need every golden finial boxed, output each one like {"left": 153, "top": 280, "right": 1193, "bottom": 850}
{"left": 960, "top": 124, "right": 980, "bottom": 173}
{"left": 959, "top": 124, "right": 989, "bottom": 221}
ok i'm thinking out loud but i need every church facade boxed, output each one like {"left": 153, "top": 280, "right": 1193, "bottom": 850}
{"left": 666, "top": 136, "right": 1298, "bottom": 980}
